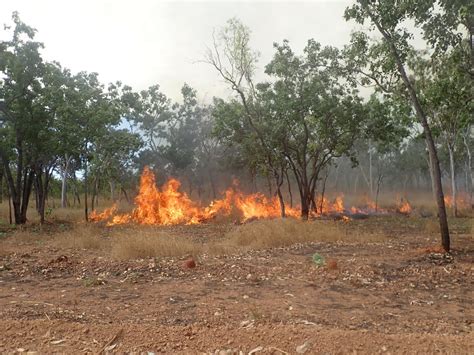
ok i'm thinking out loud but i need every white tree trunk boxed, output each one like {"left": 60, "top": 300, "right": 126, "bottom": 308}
{"left": 109, "top": 180, "right": 115, "bottom": 201}
{"left": 448, "top": 144, "right": 458, "bottom": 217}
{"left": 463, "top": 132, "right": 473, "bottom": 206}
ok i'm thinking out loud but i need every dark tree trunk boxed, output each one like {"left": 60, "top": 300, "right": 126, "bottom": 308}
{"left": 8, "top": 194, "right": 12, "bottom": 225}
{"left": 1, "top": 139, "right": 34, "bottom": 225}
{"left": 319, "top": 170, "right": 329, "bottom": 215}
{"left": 0, "top": 167, "right": 3, "bottom": 203}
{"left": 375, "top": 173, "right": 383, "bottom": 213}
{"left": 285, "top": 170, "right": 293, "bottom": 208}
{"left": 121, "top": 187, "right": 130, "bottom": 204}
{"left": 34, "top": 167, "right": 52, "bottom": 224}
{"left": 19, "top": 171, "right": 34, "bottom": 224}
{"left": 274, "top": 170, "right": 286, "bottom": 218}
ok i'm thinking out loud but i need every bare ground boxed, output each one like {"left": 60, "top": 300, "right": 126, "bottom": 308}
{"left": 0, "top": 216, "right": 473, "bottom": 354}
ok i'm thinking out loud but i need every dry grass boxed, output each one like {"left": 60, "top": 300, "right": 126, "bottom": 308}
{"left": 54, "top": 223, "right": 107, "bottom": 250}
{"left": 424, "top": 219, "right": 440, "bottom": 236}
{"left": 210, "top": 218, "right": 386, "bottom": 254}
{"left": 110, "top": 228, "right": 201, "bottom": 260}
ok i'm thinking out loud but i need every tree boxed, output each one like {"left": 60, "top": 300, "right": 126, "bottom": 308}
{"left": 413, "top": 47, "right": 474, "bottom": 216}
{"left": 344, "top": 0, "right": 454, "bottom": 251}
{"left": 261, "top": 39, "right": 364, "bottom": 218}
{"left": 205, "top": 18, "right": 289, "bottom": 216}
{"left": 0, "top": 12, "right": 45, "bottom": 224}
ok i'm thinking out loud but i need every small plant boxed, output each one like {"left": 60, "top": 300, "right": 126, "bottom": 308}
{"left": 45, "top": 207, "right": 54, "bottom": 217}
{"left": 312, "top": 253, "right": 325, "bottom": 267}
{"left": 82, "top": 276, "right": 105, "bottom": 287}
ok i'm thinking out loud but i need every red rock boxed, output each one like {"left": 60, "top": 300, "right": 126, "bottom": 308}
{"left": 183, "top": 258, "right": 196, "bottom": 269}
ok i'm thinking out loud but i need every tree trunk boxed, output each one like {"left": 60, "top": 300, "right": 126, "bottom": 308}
{"left": 121, "top": 187, "right": 130, "bottom": 204}
{"left": 384, "top": 31, "right": 450, "bottom": 251}
{"left": 37, "top": 168, "right": 52, "bottom": 224}
{"left": 319, "top": 170, "right": 329, "bottom": 215}
{"left": 368, "top": 140, "right": 373, "bottom": 197}
{"left": 61, "top": 154, "right": 71, "bottom": 208}
{"left": 0, "top": 167, "right": 3, "bottom": 204}
{"left": 274, "top": 171, "right": 286, "bottom": 218}
{"left": 8, "top": 194, "right": 12, "bottom": 225}
{"left": 84, "top": 160, "right": 89, "bottom": 222}
{"left": 425, "top": 149, "right": 437, "bottom": 201}
{"left": 375, "top": 173, "right": 383, "bottom": 213}
{"left": 110, "top": 180, "right": 115, "bottom": 201}
{"left": 463, "top": 133, "right": 473, "bottom": 207}
{"left": 19, "top": 171, "right": 34, "bottom": 224}
{"left": 285, "top": 170, "right": 293, "bottom": 208}
{"left": 447, "top": 144, "right": 458, "bottom": 217}
{"left": 369, "top": 9, "right": 451, "bottom": 251}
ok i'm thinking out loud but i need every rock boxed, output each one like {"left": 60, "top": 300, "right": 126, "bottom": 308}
{"left": 296, "top": 341, "right": 311, "bottom": 353}
{"left": 182, "top": 258, "right": 196, "bottom": 269}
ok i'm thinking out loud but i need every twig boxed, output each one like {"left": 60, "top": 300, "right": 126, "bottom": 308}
{"left": 97, "top": 328, "right": 123, "bottom": 354}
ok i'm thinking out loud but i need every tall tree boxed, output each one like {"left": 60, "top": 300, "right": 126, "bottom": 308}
{"left": 205, "top": 18, "right": 289, "bottom": 216}
{"left": 344, "top": 0, "right": 453, "bottom": 251}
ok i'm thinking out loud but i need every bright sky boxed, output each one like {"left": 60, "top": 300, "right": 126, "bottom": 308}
{"left": 1, "top": 0, "right": 356, "bottom": 102}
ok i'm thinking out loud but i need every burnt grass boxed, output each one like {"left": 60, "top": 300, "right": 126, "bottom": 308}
{"left": 0, "top": 215, "right": 473, "bottom": 354}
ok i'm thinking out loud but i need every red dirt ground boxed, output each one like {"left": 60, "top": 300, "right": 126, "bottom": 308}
{"left": 0, "top": 217, "right": 473, "bottom": 354}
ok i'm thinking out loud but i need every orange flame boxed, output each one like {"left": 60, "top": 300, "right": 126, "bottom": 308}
{"left": 397, "top": 198, "right": 412, "bottom": 214}
{"left": 94, "top": 167, "right": 420, "bottom": 226}
{"left": 444, "top": 194, "right": 470, "bottom": 209}
{"left": 89, "top": 204, "right": 118, "bottom": 222}
{"left": 106, "top": 167, "right": 301, "bottom": 226}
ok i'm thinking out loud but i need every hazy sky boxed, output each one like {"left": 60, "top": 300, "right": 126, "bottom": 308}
{"left": 1, "top": 0, "right": 357, "bottom": 102}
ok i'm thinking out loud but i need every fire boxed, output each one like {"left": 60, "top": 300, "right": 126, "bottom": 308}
{"left": 89, "top": 204, "right": 117, "bottom": 222}
{"left": 316, "top": 195, "right": 345, "bottom": 214}
{"left": 397, "top": 198, "right": 412, "bottom": 214}
{"left": 203, "top": 183, "right": 300, "bottom": 221}
{"left": 90, "top": 167, "right": 420, "bottom": 226}
{"left": 444, "top": 194, "right": 470, "bottom": 209}
{"left": 110, "top": 166, "right": 203, "bottom": 226}
{"left": 103, "top": 167, "right": 300, "bottom": 226}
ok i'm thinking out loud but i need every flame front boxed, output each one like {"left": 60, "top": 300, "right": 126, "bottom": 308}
{"left": 89, "top": 167, "right": 418, "bottom": 226}
{"left": 90, "top": 204, "right": 117, "bottom": 222}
